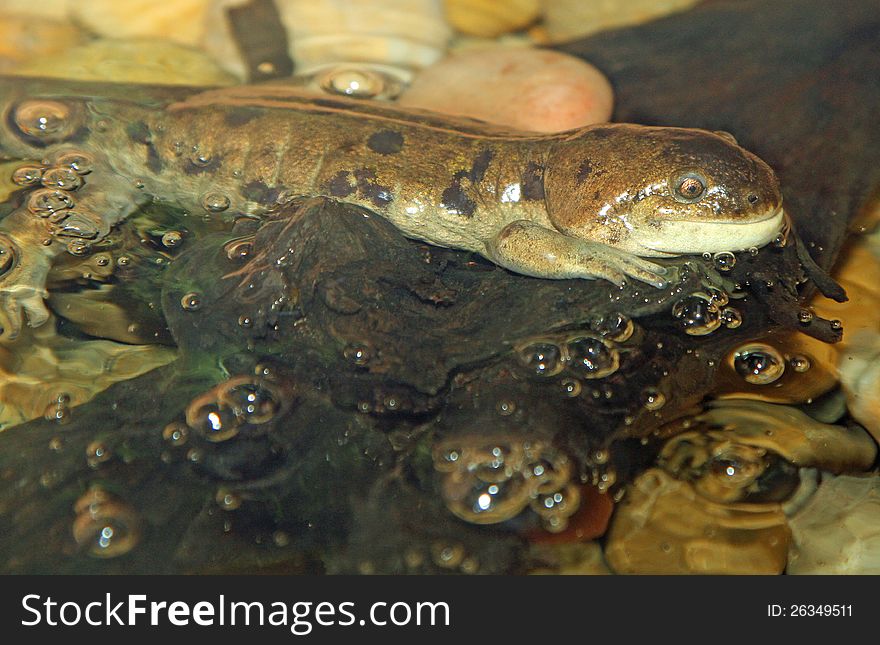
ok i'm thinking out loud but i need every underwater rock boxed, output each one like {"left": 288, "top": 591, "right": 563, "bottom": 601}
{"left": 398, "top": 47, "right": 613, "bottom": 131}
{"left": 788, "top": 475, "right": 880, "bottom": 574}
{"left": 606, "top": 397, "right": 875, "bottom": 574}
{"left": 541, "top": 0, "right": 701, "bottom": 43}
{"left": 839, "top": 332, "right": 880, "bottom": 443}
{"left": 0, "top": 314, "right": 175, "bottom": 431}
{"left": 281, "top": 0, "right": 450, "bottom": 73}
{"left": 0, "top": 0, "right": 69, "bottom": 19}
{"left": 20, "top": 39, "right": 236, "bottom": 86}
{"left": 444, "top": 0, "right": 541, "bottom": 38}
{"left": 69, "top": 0, "right": 211, "bottom": 47}
{"left": 604, "top": 468, "right": 790, "bottom": 574}
{"left": 694, "top": 399, "right": 877, "bottom": 474}
{"left": 0, "top": 12, "right": 85, "bottom": 74}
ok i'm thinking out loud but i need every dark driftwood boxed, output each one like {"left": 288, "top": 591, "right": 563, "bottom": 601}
{"left": 0, "top": 0, "right": 878, "bottom": 573}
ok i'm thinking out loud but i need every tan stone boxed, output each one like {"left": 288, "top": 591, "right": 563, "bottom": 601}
{"left": 605, "top": 469, "right": 790, "bottom": 574}
{"left": 541, "top": 0, "right": 701, "bottom": 43}
{"left": 17, "top": 39, "right": 236, "bottom": 86}
{"left": 70, "top": 0, "right": 211, "bottom": 47}
{"left": 445, "top": 0, "right": 541, "bottom": 38}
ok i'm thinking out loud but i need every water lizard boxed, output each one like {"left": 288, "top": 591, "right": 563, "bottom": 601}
{"left": 0, "top": 78, "right": 784, "bottom": 341}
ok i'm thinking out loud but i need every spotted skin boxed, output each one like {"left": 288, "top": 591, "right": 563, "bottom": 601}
{"left": 0, "top": 77, "right": 784, "bottom": 341}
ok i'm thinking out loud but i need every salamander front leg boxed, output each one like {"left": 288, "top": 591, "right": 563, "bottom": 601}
{"left": 485, "top": 220, "right": 668, "bottom": 288}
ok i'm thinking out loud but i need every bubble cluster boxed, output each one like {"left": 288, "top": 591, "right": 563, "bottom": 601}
{"left": 516, "top": 334, "right": 620, "bottom": 380}
{"left": 184, "top": 376, "right": 283, "bottom": 443}
{"left": 72, "top": 487, "right": 141, "bottom": 558}
{"left": 433, "top": 437, "right": 580, "bottom": 532}
{"left": 44, "top": 393, "right": 71, "bottom": 424}
{"left": 732, "top": 343, "right": 786, "bottom": 385}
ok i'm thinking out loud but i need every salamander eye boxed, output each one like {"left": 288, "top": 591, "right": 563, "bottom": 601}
{"left": 674, "top": 173, "right": 707, "bottom": 202}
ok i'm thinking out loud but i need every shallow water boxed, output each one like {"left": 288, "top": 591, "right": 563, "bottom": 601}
{"left": 0, "top": 0, "right": 878, "bottom": 575}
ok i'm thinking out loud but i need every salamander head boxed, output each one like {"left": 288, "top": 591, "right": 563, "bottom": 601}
{"left": 545, "top": 125, "right": 784, "bottom": 257}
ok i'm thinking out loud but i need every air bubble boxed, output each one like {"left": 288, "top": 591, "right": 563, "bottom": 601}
{"left": 162, "top": 422, "right": 189, "bottom": 446}
{"left": 55, "top": 212, "right": 99, "bottom": 239}
{"left": 225, "top": 239, "right": 254, "bottom": 261}
{"left": 830, "top": 319, "right": 843, "bottom": 330}
{"left": 55, "top": 151, "right": 93, "bottom": 174}
{"left": 86, "top": 441, "right": 111, "bottom": 468}
{"left": 789, "top": 355, "right": 811, "bottom": 372}
{"left": 430, "top": 542, "right": 465, "bottom": 569}
{"left": 732, "top": 343, "right": 785, "bottom": 385}
{"left": 671, "top": 294, "right": 722, "bottom": 336}
{"left": 216, "top": 489, "right": 242, "bottom": 511}
{"left": 565, "top": 336, "right": 619, "bottom": 379}
{"left": 180, "top": 292, "right": 202, "bottom": 311}
{"left": 561, "top": 378, "right": 581, "bottom": 397}
{"left": 218, "top": 379, "right": 281, "bottom": 424}
{"left": 496, "top": 400, "right": 516, "bottom": 416}
{"left": 13, "top": 100, "right": 74, "bottom": 141}
{"left": 797, "top": 309, "right": 814, "bottom": 324}
{"left": 720, "top": 307, "right": 743, "bottom": 329}
{"left": 591, "top": 313, "right": 633, "bottom": 342}
{"left": 517, "top": 342, "right": 562, "bottom": 377}
{"left": 161, "top": 231, "right": 182, "bottom": 248}
{"left": 318, "top": 66, "right": 398, "bottom": 99}
{"left": 187, "top": 401, "right": 241, "bottom": 442}
{"left": 41, "top": 166, "right": 83, "bottom": 191}
{"left": 11, "top": 165, "right": 43, "bottom": 186}
{"left": 66, "top": 239, "right": 91, "bottom": 256}
{"left": 713, "top": 251, "right": 736, "bottom": 272}
{"left": 201, "top": 192, "right": 231, "bottom": 213}
{"left": 641, "top": 388, "right": 666, "bottom": 411}
{"left": 28, "top": 188, "right": 74, "bottom": 216}
{"left": 343, "top": 342, "right": 372, "bottom": 367}
{"left": 189, "top": 151, "right": 213, "bottom": 168}
{"left": 705, "top": 286, "right": 729, "bottom": 306}
{"left": 72, "top": 488, "right": 140, "bottom": 558}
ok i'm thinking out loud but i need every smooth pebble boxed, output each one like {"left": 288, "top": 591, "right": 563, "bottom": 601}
{"left": 398, "top": 47, "right": 613, "bottom": 132}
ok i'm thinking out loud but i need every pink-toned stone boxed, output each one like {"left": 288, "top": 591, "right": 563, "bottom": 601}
{"left": 397, "top": 47, "right": 613, "bottom": 132}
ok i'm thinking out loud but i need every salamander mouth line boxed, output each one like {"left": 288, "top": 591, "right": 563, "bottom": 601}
{"left": 641, "top": 206, "right": 785, "bottom": 255}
